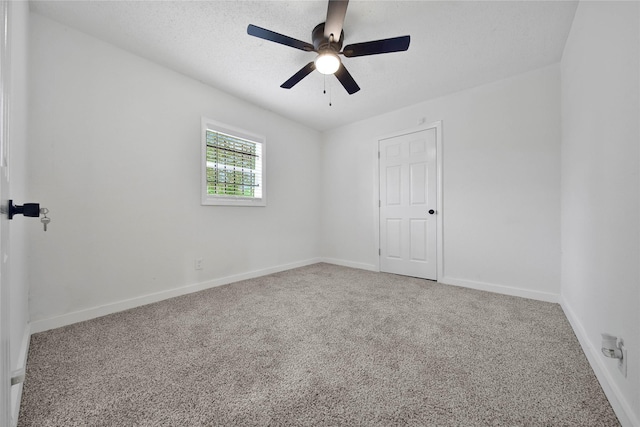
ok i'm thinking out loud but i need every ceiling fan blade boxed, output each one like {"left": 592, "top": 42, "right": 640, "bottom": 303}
{"left": 281, "top": 62, "right": 316, "bottom": 89}
{"left": 334, "top": 63, "right": 360, "bottom": 95}
{"left": 247, "top": 24, "right": 315, "bottom": 52}
{"left": 324, "top": 0, "right": 349, "bottom": 40}
{"left": 342, "top": 35, "right": 410, "bottom": 57}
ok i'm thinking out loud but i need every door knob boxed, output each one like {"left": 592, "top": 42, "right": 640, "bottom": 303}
{"left": 428, "top": 209, "right": 435, "bottom": 215}
{"left": 8, "top": 200, "right": 40, "bottom": 219}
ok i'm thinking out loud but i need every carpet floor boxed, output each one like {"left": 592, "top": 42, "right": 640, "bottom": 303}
{"left": 19, "top": 263, "right": 619, "bottom": 426}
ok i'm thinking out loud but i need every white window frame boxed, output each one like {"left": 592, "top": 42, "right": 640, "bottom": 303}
{"left": 201, "top": 117, "right": 266, "bottom": 207}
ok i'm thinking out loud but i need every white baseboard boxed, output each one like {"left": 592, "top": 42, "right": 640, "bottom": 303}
{"left": 30, "top": 258, "right": 322, "bottom": 334}
{"left": 560, "top": 298, "right": 638, "bottom": 427}
{"left": 10, "top": 323, "right": 30, "bottom": 427}
{"left": 439, "top": 276, "right": 560, "bottom": 303}
{"left": 320, "top": 261, "right": 559, "bottom": 303}
{"left": 320, "top": 258, "right": 378, "bottom": 272}
{"left": 318, "top": 260, "right": 560, "bottom": 303}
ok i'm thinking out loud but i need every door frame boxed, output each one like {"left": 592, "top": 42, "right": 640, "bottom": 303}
{"left": 373, "top": 120, "right": 444, "bottom": 280}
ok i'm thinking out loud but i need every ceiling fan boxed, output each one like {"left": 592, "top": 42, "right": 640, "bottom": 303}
{"left": 247, "top": 0, "right": 410, "bottom": 95}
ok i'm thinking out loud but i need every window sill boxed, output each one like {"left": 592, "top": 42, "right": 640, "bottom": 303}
{"left": 201, "top": 196, "right": 266, "bottom": 207}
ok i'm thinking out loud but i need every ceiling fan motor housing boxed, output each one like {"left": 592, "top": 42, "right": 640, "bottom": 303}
{"left": 312, "top": 23, "right": 344, "bottom": 52}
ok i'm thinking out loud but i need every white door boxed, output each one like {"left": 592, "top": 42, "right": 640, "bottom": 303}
{"left": 379, "top": 128, "right": 437, "bottom": 280}
{"left": 0, "top": 1, "right": 10, "bottom": 424}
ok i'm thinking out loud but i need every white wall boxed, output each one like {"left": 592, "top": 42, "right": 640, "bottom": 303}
{"left": 28, "top": 13, "right": 322, "bottom": 329}
{"left": 560, "top": 2, "right": 639, "bottom": 425}
{"left": 321, "top": 65, "right": 561, "bottom": 301}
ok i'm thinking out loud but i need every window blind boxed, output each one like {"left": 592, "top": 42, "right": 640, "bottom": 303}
{"left": 205, "top": 130, "right": 263, "bottom": 198}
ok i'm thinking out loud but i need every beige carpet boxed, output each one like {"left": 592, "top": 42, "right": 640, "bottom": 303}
{"left": 19, "top": 263, "right": 619, "bottom": 426}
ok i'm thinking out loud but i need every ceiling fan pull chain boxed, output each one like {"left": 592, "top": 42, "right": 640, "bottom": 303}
{"left": 323, "top": 74, "right": 332, "bottom": 106}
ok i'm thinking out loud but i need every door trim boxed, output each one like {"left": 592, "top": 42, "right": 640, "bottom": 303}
{"left": 373, "top": 120, "right": 443, "bottom": 280}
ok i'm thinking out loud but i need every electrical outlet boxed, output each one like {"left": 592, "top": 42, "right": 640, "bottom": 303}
{"left": 195, "top": 258, "right": 203, "bottom": 270}
{"left": 618, "top": 344, "right": 627, "bottom": 377}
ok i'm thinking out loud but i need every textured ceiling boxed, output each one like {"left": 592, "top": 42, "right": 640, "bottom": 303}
{"left": 29, "top": 1, "right": 578, "bottom": 131}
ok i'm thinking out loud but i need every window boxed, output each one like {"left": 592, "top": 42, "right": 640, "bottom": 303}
{"left": 201, "top": 118, "right": 266, "bottom": 206}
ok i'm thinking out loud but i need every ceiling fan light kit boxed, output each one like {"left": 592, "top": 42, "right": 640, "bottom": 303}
{"left": 315, "top": 50, "right": 341, "bottom": 75}
{"left": 247, "top": 0, "right": 410, "bottom": 95}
